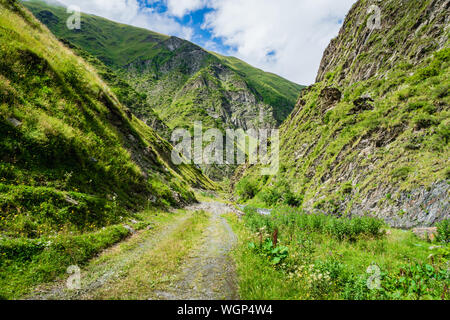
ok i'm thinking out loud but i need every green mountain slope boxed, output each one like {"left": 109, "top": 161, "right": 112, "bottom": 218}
{"left": 22, "top": 0, "right": 304, "bottom": 131}
{"left": 0, "top": 0, "right": 213, "bottom": 249}
{"left": 237, "top": 0, "right": 449, "bottom": 228}
{"left": 0, "top": 0, "right": 216, "bottom": 298}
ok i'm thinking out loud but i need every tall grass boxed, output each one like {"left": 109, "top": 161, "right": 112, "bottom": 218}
{"left": 243, "top": 206, "right": 385, "bottom": 241}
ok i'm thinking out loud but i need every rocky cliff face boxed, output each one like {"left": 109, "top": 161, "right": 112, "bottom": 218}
{"left": 240, "top": 0, "right": 449, "bottom": 228}
{"left": 316, "top": 0, "right": 450, "bottom": 85}
{"left": 124, "top": 39, "right": 278, "bottom": 132}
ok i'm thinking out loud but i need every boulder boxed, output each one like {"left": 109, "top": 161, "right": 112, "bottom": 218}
{"left": 412, "top": 227, "right": 438, "bottom": 241}
{"left": 319, "top": 87, "right": 342, "bottom": 106}
{"left": 348, "top": 97, "right": 374, "bottom": 114}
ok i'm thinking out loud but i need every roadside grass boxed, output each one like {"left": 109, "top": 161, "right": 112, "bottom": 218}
{"left": 226, "top": 210, "right": 450, "bottom": 300}
{"left": 87, "top": 210, "right": 210, "bottom": 300}
{"left": 0, "top": 223, "right": 131, "bottom": 299}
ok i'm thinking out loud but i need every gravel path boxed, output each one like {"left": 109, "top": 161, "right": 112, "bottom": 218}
{"left": 154, "top": 202, "right": 239, "bottom": 300}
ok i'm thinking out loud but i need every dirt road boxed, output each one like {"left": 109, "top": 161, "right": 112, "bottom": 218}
{"left": 29, "top": 202, "right": 239, "bottom": 300}
{"left": 154, "top": 202, "right": 239, "bottom": 300}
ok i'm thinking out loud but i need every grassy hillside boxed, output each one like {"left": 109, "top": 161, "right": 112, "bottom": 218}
{"left": 58, "top": 39, "right": 171, "bottom": 138}
{"left": 22, "top": 0, "right": 304, "bottom": 180}
{"left": 0, "top": 0, "right": 214, "bottom": 298}
{"left": 23, "top": 0, "right": 170, "bottom": 68}
{"left": 236, "top": 0, "right": 449, "bottom": 228}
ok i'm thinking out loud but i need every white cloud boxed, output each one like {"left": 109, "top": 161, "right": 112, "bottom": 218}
{"left": 39, "top": 0, "right": 194, "bottom": 40}
{"left": 165, "top": 0, "right": 207, "bottom": 18}
{"left": 203, "top": 0, "right": 358, "bottom": 84}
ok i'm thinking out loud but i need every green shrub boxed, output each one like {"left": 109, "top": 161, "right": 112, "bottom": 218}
{"left": 243, "top": 207, "right": 385, "bottom": 241}
{"left": 257, "top": 179, "right": 302, "bottom": 207}
{"left": 391, "top": 167, "right": 412, "bottom": 181}
{"left": 235, "top": 177, "right": 258, "bottom": 201}
{"left": 248, "top": 239, "right": 289, "bottom": 266}
{"left": 413, "top": 113, "right": 439, "bottom": 130}
{"left": 436, "top": 219, "right": 450, "bottom": 243}
{"left": 381, "top": 263, "right": 449, "bottom": 300}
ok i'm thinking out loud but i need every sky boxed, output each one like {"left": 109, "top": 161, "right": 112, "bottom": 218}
{"left": 37, "top": 0, "right": 358, "bottom": 85}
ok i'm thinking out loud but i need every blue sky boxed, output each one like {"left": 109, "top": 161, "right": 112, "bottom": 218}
{"left": 139, "top": 1, "right": 233, "bottom": 54}
{"left": 40, "top": 0, "right": 358, "bottom": 84}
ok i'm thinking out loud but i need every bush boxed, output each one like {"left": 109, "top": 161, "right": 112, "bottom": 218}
{"left": 391, "top": 166, "right": 412, "bottom": 181}
{"left": 235, "top": 177, "right": 258, "bottom": 201}
{"left": 413, "top": 113, "right": 439, "bottom": 130}
{"left": 257, "top": 179, "right": 302, "bottom": 207}
{"left": 436, "top": 219, "right": 450, "bottom": 243}
{"left": 248, "top": 238, "right": 289, "bottom": 266}
{"left": 243, "top": 207, "right": 385, "bottom": 241}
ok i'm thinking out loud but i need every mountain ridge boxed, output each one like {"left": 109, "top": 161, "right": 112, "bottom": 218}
{"left": 23, "top": 0, "right": 304, "bottom": 180}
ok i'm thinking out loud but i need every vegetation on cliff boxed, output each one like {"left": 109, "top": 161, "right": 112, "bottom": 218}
{"left": 236, "top": 0, "right": 449, "bottom": 228}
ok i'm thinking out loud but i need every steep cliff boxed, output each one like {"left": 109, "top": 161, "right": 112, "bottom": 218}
{"left": 239, "top": 0, "right": 449, "bottom": 228}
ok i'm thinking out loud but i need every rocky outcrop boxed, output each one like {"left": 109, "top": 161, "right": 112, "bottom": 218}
{"left": 318, "top": 87, "right": 341, "bottom": 113}
{"left": 349, "top": 97, "right": 374, "bottom": 115}
{"left": 349, "top": 181, "right": 449, "bottom": 229}
{"left": 316, "top": 0, "right": 450, "bottom": 85}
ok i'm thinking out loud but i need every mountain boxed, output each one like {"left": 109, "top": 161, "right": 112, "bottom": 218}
{"left": 22, "top": 0, "right": 304, "bottom": 180}
{"left": 0, "top": 0, "right": 214, "bottom": 239}
{"left": 22, "top": 0, "right": 304, "bottom": 134}
{"left": 237, "top": 0, "right": 449, "bottom": 228}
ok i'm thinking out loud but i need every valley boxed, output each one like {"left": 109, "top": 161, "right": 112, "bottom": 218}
{"left": 0, "top": 0, "right": 448, "bottom": 301}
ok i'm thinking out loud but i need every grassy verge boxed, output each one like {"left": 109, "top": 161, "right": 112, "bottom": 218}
{"left": 0, "top": 223, "right": 131, "bottom": 299}
{"left": 226, "top": 207, "right": 450, "bottom": 300}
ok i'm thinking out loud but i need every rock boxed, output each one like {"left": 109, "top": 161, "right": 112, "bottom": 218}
{"left": 130, "top": 219, "right": 138, "bottom": 225}
{"left": 124, "top": 225, "right": 136, "bottom": 234}
{"left": 65, "top": 196, "right": 79, "bottom": 206}
{"left": 349, "top": 97, "right": 374, "bottom": 114}
{"left": 412, "top": 227, "right": 438, "bottom": 241}
{"left": 7, "top": 117, "right": 22, "bottom": 128}
{"left": 318, "top": 87, "right": 342, "bottom": 110}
